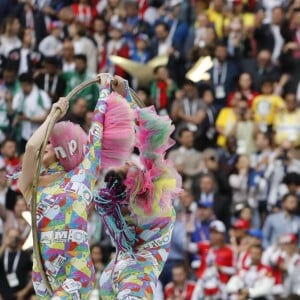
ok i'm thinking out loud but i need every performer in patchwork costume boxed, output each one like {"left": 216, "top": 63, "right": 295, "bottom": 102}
{"left": 18, "top": 75, "right": 135, "bottom": 299}
{"left": 94, "top": 105, "right": 182, "bottom": 299}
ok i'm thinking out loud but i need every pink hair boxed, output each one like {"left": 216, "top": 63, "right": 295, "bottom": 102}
{"left": 49, "top": 121, "right": 88, "bottom": 171}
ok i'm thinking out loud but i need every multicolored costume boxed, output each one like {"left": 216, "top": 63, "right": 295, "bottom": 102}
{"left": 94, "top": 106, "right": 181, "bottom": 299}
{"left": 32, "top": 77, "right": 134, "bottom": 299}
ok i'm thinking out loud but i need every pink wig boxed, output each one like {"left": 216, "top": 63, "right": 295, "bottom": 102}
{"left": 49, "top": 121, "right": 88, "bottom": 171}
{"left": 101, "top": 92, "right": 135, "bottom": 169}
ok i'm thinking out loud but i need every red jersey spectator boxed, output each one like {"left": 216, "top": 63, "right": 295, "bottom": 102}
{"left": 189, "top": 220, "right": 235, "bottom": 299}
{"left": 165, "top": 264, "right": 196, "bottom": 300}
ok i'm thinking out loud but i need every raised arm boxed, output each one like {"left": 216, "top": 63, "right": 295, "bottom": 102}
{"left": 125, "top": 106, "right": 182, "bottom": 218}
{"left": 18, "top": 98, "right": 69, "bottom": 202}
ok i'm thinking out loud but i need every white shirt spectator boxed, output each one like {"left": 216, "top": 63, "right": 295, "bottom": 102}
{"left": 39, "top": 35, "right": 63, "bottom": 57}
{"left": 73, "top": 37, "right": 97, "bottom": 74}
{"left": 12, "top": 85, "right": 51, "bottom": 141}
{"left": 0, "top": 35, "right": 22, "bottom": 57}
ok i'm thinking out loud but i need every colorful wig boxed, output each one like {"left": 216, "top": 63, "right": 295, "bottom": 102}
{"left": 49, "top": 121, "right": 88, "bottom": 171}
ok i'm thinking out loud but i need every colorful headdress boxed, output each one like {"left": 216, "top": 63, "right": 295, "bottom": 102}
{"left": 49, "top": 121, "right": 88, "bottom": 171}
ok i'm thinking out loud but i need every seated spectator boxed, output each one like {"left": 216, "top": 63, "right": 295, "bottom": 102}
{"left": 105, "top": 21, "right": 130, "bottom": 78}
{"left": 280, "top": 172, "right": 300, "bottom": 215}
{"left": 230, "top": 218, "right": 251, "bottom": 251}
{"left": 190, "top": 200, "right": 215, "bottom": 245}
{"left": 227, "top": 244, "right": 275, "bottom": 300}
{"left": 12, "top": 72, "right": 51, "bottom": 154}
{"left": 62, "top": 97, "right": 88, "bottom": 128}
{"left": 0, "top": 194, "right": 30, "bottom": 246}
{"left": 164, "top": 264, "right": 196, "bottom": 300}
{"left": 207, "top": 41, "right": 240, "bottom": 110}
{"left": 168, "top": 127, "right": 202, "bottom": 190}
{"left": 0, "top": 228, "right": 33, "bottom": 300}
{"left": 150, "top": 21, "right": 186, "bottom": 84}
{"left": 219, "top": 136, "right": 239, "bottom": 176}
{"left": 254, "top": 6, "right": 285, "bottom": 64}
{"left": 0, "top": 17, "right": 21, "bottom": 58}
{"left": 123, "top": 0, "right": 151, "bottom": 43}
{"left": 227, "top": 72, "right": 259, "bottom": 107}
{"left": 242, "top": 49, "right": 281, "bottom": 91}
{"left": 69, "top": 21, "right": 98, "bottom": 74}
{"left": 232, "top": 98, "right": 256, "bottom": 155}
{"left": 171, "top": 80, "right": 204, "bottom": 137}
{"left": 90, "top": 243, "right": 105, "bottom": 293}
{"left": 206, "top": 0, "right": 226, "bottom": 38}
{"left": 92, "top": 16, "right": 107, "bottom": 73}
{"left": 63, "top": 54, "right": 99, "bottom": 111}
{"left": 150, "top": 65, "right": 178, "bottom": 115}
{"left": 0, "top": 138, "right": 21, "bottom": 192}
{"left": 216, "top": 91, "right": 240, "bottom": 149}
{"left": 265, "top": 140, "right": 300, "bottom": 207}
{"left": 130, "top": 33, "right": 151, "bottom": 64}
{"left": 263, "top": 193, "right": 300, "bottom": 248}
{"left": 194, "top": 87, "right": 218, "bottom": 151}
{"left": 38, "top": 21, "right": 63, "bottom": 58}
{"left": 35, "top": 56, "right": 66, "bottom": 103}
{"left": 189, "top": 220, "right": 235, "bottom": 300}
{"left": 71, "top": 0, "right": 97, "bottom": 29}
{"left": 196, "top": 173, "right": 230, "bottom": 228}
{"left": 225, "top": 16, "right": 253, "bottom": 59}
{"left": 62, "top": 40, "right": 75, "bottom": 72}
{"left": 252, "top": 78, "right": 285, "bottom": 133}
{"left": 274, "top": 92, "right": 300, "bottom": 148}
{"left": 7, "top": 28, "right": 41, "bottom": 76}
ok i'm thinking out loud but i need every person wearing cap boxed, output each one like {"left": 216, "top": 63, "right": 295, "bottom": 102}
{"left": 18, "top": 74, "right": 135, "bottom": 299}
{"left": 130, "top": 33, "right": 151, "bottom": 64}
{"left": 38, "top": 21, "right": 63, "bottom": 58}
{"left": 188, "top": 220, "right": 235, "bottom": 300}
{"left": 227, "top": 244, "right": 275, "bottom": 300}
{"left": 230, "top": 218, "right": 251, "bottom": 249}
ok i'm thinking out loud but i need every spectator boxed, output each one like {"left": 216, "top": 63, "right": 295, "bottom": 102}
{"left": 150, "top": 65, "right": 178, "bottom": 114}
{"left": 171, "top": 80, "right": 204, "bottom": 137}
{"left": 164, "top": 264, "right": 196, "bottom": 300}
{"left": 69, "top": 21, "right": 98, "bottom": 74}
{"left": 243, "top": 49, "right": 281, "bottom": 91}
{"left": 39, "top": 21, "right": 63, "bottom": 58}
{"left": 0, "top": 195, "right": 30, "bottom": 246}
{"left": 189, "top": 220, "right": 235, "bottom": 300}
{"left": 167, "top": 127, "right": 202, "bottom": 189}
{"left": 208, "top": 41, "right": 240, "bottom": 110}
{"left": 274, "top": 92, "right": 300, "bottom": 148}
{"left": 254, "top": 6, "right": 285, "bottom": 64}
{"left": 92, "top": 16, "right": 108, "bottom": 73}
{"left": 71, "top": 0, "right": 97, "bottom": 29}
{"left": 105, "top": 21, "right": 130, "bottom": 78}
{"left": 90, "top": 243, "right": 105, "bottom": 292}
{"left": 227, "top": 244, "right": 275, "bottom": 300}
{"left": 7, "top": 28, "right": 41, "bottom": 76}
{"left": 252, "top": 78, "right": 285, "bottom": 133}
{"left": 227, "top": 72, "right": 259, "bottom": 107}
{"left": 196, "top": 173, "right": 230, "bottom": 228}
{"left": 0, "top": 17, "right": 21, "bottom": 58}
{"left": 63, "top": 54, "right": 99, "bottom": 110}
{"left": 12, "top": 72, "right": 51, "bottom": 154}
{"left": 263, "top": 193, "right": 300, "bottom": 248}
{"left": 206, "top": 0, "right": 225, "bottom": 38}
{"left": 0, "top": 228, "right": 33, "bottom": 300}
{"left": 62, "top": 40, "right": 76, "bottom": 72}
{"left": 62, "top": 97, "right": 88, "bottom": 128}
{"left": 35, "top": 56, "right": 66, "bottom": 103}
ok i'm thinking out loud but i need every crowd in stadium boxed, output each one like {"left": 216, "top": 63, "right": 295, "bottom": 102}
{"left": 1, "top": 0, "right": 300, "bottom": 299}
